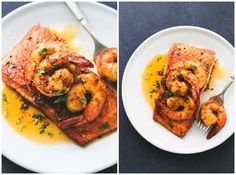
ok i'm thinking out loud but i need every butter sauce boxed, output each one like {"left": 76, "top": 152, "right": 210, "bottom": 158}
{"left": 142, "top": 54, "right": 167, "bottom": 110}
{"left": 2, "top": 86, "right": 70, "bottom": 144}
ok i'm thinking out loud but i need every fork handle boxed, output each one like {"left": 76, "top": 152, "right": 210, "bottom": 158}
{"left": 220, "top": 73, "right": 234, "bottom": 96}
{"left": 65, "top": 2, "right": 97, "bottom": 40}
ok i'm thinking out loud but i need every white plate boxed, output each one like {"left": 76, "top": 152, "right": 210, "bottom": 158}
{"left": 122, "top": 26, "right": 234, "bottom": 154}
{"left": 2, "top": 2, "right": 117, "bottom": 173}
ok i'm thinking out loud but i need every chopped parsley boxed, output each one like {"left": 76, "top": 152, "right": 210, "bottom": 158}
{"left": 39, "top": 48, "right": 48, "bottom": 54}
{"left": 33, "top": 113, "right": 44, "bottom": 125}
{"left": 47, "top": 132, "right": 54, "bottom": 138}
{"left": 155, "top": 81, "right": 161, "bottom": 88}
{"left": 37, "top": 69, "right": 45, "bottom": 75}
{"left": 149, "top": 89, "right": 156, "bottom": 93}
{"left": 79, "top": 78, "right": 86, "bottom": 84}
{"left": 9, "top": 63, "right": 16, "bottom": 68}
{"left": 165, "top": 89, "right": 175, "bottom": 97}
{"left": 52, "top": 64, "right": 58, "bottom": 69}
{"left": 53, "top": 93, "right": 68, "bottom": 104}
{"left": 73, "top": 73, "right": 78, "bottom": 78}
{"left": 168, "top": 122, "right": 174, "bottom": 128}
{"left": 39, "top": 122, "right": 49, "bottom": 135}
{"left": 80, "top": 96, "right": 87, "bottom": 105}
{"left": 100, "top": 122, "right": 110, "bottom": 130}
{"left": 2, "top": 94, "right": 8, "bottom": 104}
{"left": 176, "top": 70, "right": 181, "bottom": 76}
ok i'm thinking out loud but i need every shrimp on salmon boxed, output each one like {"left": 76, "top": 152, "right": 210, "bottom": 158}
{"left": 163, "top": 96, "right": 196, "bottom": 120}
{"left": 166, "top": 69, "right": 199, "bottom": 102}
{"left": 66, "top": 73, "right": 107, "bottom": 126}
{"left": 33, "top": 52, "right": 93, "bottom": 97}
{"left": 170, "top": 60, "right": 207, "bottom": 88}
{"left": 26, "top": 40, "right": 93, "bottom": 82}
{"left": 96, "top": 48, "right": 117, "bottom": 82}
{"left": 200, "top": 99, "right": 226, "bottom": 139}
{"left": 25, "top": 40, "right": 69, "bottom": 81}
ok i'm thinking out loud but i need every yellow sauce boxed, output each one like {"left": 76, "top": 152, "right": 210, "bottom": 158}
{"left": 2, "top": 85, "right": 71, "bottom": 145}
{"left": 208, "top": 60, "right": 228, "bottom": 89}
{"left": 50, "top": 24, "right": 93, "bottom": 61}
{"left": 142, "top": 54, "right": 167, "bottom": 110}
{"left": 50, "top": 24, "right": 81, "bottom": 53}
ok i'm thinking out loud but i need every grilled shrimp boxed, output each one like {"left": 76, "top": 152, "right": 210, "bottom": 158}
{"left": 66, "top": 73, "right": 107, "bottom": 126}
{"left": 33, "top": 52, "right": 93, "bottom": 97}
{"left": 96, "top": 48, "right": 117, "bottom": 82}
{"left": 26, "top": 40, "right": 93, "bottom": 83}
{"left": 170, "top": 60, "right": 207, "bottom": 88}
{"left": 200, "top": 99, "right": 226, "bottom": 139}
{"left": 166, "top": 69, "right": 199, "bottom": 101}
{"left": 164, "top": 96, "right": 196, "bottom": 120}
{"left": 25, "top": 40, "right": 68, "bottom": 81}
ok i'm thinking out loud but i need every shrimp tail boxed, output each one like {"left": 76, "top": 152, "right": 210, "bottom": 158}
{"left": 68, "top": 54, "right": 94, "bottom": 68}
{"left": 207, "top": 115, "right": 226, "bottom": 139}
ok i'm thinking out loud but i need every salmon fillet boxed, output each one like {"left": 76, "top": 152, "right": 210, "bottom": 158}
{"left": 2, "top": 24, "right": 117, "bottom": 145}
{"left": 154, "top": 43, "right": 216, "bottom": 137}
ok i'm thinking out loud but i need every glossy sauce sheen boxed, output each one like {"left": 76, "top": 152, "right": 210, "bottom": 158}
{"left": 142, "top": 54, "right": 167, "bottom": 110}
{"left": 208, "top": 60, "right": 228, "bottom": 89}
{"left": 1, "top": 26, "right": 87, "bottom": 145}
{"left": 2, "top": 86, "right": 70, "bottom": 144}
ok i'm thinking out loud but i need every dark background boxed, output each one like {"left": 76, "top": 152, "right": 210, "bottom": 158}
{"left": 119, "top": 2, "right": 234, "bottom": 173}
{"left": 2, "top": 1, "right": 117, "bottom": 173}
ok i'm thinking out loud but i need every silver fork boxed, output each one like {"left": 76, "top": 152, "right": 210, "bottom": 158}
{"left": 197, "top": 73, "right": 234, "bottom": 131}
{"left": 65, "top": 2, "right": 108, "bottom": 62}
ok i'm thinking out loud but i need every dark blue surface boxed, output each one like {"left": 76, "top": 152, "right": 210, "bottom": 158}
{"left": 2, "top": 1, "right": 117, "bottom": 173}
{"left": 119, "top": 2, "right": 234, "bottom": 173}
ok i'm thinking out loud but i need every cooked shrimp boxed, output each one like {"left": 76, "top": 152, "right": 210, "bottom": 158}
{"left": 200, "top": 99, "right": 226, "bottom": 139}
{"left": 25, "top": 40, "right": 68, "bottom": 81}
{"left": 170, "top": 60, "right": 207, "bottom": 88}
{"left": 159, "top": 96, "right": 196, "bottom": 120}
{"left": 33, "top": 52, "right": 93, "bottom": 97}
{"left": 166, "top": 69, "right": 199, "bottom": 101}
{"left": 96, "top": 48, "right": 117, "bottom": 82}
{"left": 167, "top": 96, "right": 196, "bottom": 120}
{"left": 66, "top": 73, "right": 107, "bottom": 126}
{"left": 26, "top": 40, "right": 93, "bottom": 82}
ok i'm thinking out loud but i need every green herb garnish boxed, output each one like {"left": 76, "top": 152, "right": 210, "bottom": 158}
{"left": 47, "top": 132, "right": 54, "bottom": 138}
{"left": 33, "top": 113, "right": 44, "bottom": 125}
{"left": 176, "top": 70, "right": 181, "bottom": 76}
{"left": 168, "top": 122, "right": 174, "bottom": 128}
{"left": 73, "top": 73, "right": 78, "bottom": 78}
{"left": 52, "top": 64, "right": 58, "bottom": 69}
{"left": 2, "top": 94, "right": 8, "bottom": 104}
{"left": 100, "top": 122, "right": 110, "bottom": 130}
{"left": 53, "top": 93, "right": 68, "bottom": 104}
{"left": 80, "top": 96, "right": 87, "bottom": 105}
{"left": 79, "top": 78, "right": 86, "bottom": 84}
{"left": 165, "top": 89, "right": 175, "bottom": 97}
{"left": 37, "top": 69, "right": 45, "bottom": 75}
{"left": 39, "top": 122, "right": 49, "bottom": 135}
{"left": 39, "top": 48, "right": 47, "bottom": 54}
{"left": 149, "top": 89, "right": 156, "bottom": 93}
{"left": 155, "top": 81, "right": 161, "bottom": 88}
{"left": 9, "top": 63, "right": 16, "bottom": 68}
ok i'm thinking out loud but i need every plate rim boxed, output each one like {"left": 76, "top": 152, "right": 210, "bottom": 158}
{"left": 2, "top": 1, "right": 117, "bottom": 173}
{"left": 122, "top": 25, "right": 234, "bottom": 154}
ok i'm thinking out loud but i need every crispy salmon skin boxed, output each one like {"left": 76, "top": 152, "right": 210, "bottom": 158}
{"left": 2, "top": 24, "right": 117, "bottom": 145}
{"left": 154, "top": 43, "right": 215, "bottom": 137}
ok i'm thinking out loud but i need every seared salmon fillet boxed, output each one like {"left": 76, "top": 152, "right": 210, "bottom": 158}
{"left": 2, "top": 24, "right": 117, "bottom": 145}
{"left": 154, "top": 43, "right": 215, "bottom": 137}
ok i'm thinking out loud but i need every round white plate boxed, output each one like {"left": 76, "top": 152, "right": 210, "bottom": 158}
{"left": 2, "top": 2, "right": 117, "bottom": 173}
{"left": 122, "top": 26, "right": 234, "bottom": 154}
